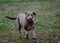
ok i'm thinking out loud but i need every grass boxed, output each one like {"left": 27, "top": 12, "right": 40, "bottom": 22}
{"left": 0, "top": 0, "right": 60, "bottom": 43}
{"left": 0, "top": 0, "right": 56, "bottom": 4}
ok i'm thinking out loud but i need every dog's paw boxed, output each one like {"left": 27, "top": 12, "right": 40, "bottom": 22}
{"left": 31, "top": 38, "right": 36, "bottom": 40}
{"left": 31, "top": 38, "right": 37, "bottom": 43}
{"left": 26, "top": 34, "right": 29, "bottom": 39}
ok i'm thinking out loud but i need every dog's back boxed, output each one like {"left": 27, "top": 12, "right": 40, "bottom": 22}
{"left": 17, "top": 13, "right": 26, "bottom": 27}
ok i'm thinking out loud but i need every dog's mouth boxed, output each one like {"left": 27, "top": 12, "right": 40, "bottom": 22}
{"left": 26, "top": 18, "right": 33, "bottom": 22}
{"left": 28, "top": 19, "right": 33, "bottom": 21}
{"left": 28, "top": 19, "right": 32, "bottom": 22}
{"left": 29, "top": 18, "right": 32, "bottom": 21}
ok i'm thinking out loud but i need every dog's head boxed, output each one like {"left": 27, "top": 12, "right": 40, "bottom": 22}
{"left": 25, "top": 11, "right": 36, "bottom": 21}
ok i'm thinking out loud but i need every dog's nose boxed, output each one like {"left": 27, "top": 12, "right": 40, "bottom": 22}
{"left": 30, "top": 18, "right": 32, "bottom": 20}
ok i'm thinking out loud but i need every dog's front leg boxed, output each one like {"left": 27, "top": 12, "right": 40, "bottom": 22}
{"left": 31, "top": 29, "right": 36, "bottom": 40}
{"left": 24, "top": 26, "right": 29, "bottom": 39}
{"left": 24, "top": 30, "right": 29, "bottom": 39}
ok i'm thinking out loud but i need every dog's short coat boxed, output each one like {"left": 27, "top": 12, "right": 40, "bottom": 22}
{"left": 6, "top": 11, "right": 36, "bottom": 39}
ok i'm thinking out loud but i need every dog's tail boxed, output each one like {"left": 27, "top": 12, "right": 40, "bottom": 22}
{"left": 5, "top": 16, "right": 16, "bottom": 20}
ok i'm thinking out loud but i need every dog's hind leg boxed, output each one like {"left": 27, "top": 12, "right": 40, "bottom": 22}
{"left": 17, "top": 17, "right": 21, "bottom": 38}
{"left": 18, "top": 24, "right": 21, "bottom": 38}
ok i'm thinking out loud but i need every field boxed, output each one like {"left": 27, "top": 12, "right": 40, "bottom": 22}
{"left": 0, "top": 0, "right": 60, "bottom": 43}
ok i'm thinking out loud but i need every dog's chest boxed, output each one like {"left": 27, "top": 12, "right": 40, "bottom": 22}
{"left": 24, "top": 20, "right": 34, "bottom": 31}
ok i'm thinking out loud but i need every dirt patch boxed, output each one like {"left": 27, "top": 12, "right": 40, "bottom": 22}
{"left": 0, "top": 29, "right": 60, "bottom": 43}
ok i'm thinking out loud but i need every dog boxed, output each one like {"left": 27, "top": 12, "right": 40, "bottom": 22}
{"left": 6, "top": 11, "right": 36, "bottom": 39}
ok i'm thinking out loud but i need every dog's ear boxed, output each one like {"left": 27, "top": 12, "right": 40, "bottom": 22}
{"left": 25, "top": 11, "right": 27, "bottom": 14}
{"left": 32, "top": 12, "right": 36, "bottom": 15}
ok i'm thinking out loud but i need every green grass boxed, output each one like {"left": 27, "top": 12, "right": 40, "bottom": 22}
{"left": 0, "top": 0, "right": 55, "bottom": 4}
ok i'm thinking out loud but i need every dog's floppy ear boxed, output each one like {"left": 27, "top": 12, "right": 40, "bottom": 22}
{"left": 25, "top": 11, "right": 27, "bottom": 14}
{"left": 32, "top": 11, "right": 36, "bottom": 15}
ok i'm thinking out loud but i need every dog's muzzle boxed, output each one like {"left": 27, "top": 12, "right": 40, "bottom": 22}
{"left": 26, "top": 18, "right": 33, "bottom": 22}
{"left": 29, "top": 18, "right": 32, "bottom": 21}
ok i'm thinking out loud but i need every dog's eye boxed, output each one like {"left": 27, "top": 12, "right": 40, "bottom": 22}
{"left": 28, "top": 14, "right": 30, "bottom": 16}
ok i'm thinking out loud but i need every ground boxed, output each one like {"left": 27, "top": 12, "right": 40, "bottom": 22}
{"left": 0, "top": 0, "right": 60, "bottom": 43}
